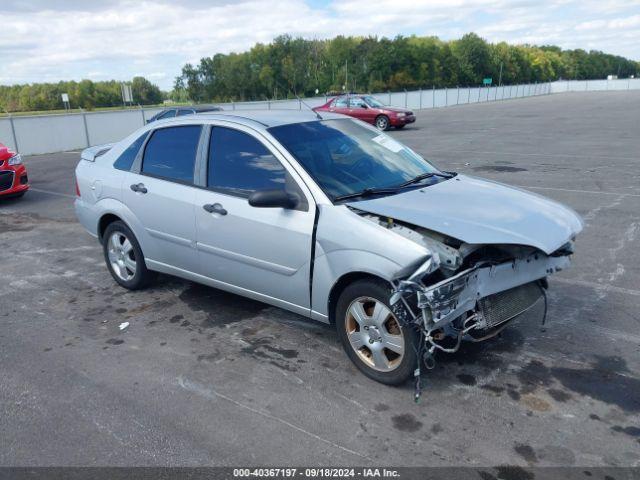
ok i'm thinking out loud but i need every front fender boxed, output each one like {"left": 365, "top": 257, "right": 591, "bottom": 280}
{"left": 311, "top": 204, "right": 430, "bottom": 321}
{"left": 311, "top": 248, "right": 425, "bottom": 320}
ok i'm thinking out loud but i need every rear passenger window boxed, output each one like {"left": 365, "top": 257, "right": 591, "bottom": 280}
{"left": 207, "top": 127, "right": 285, "bottom": 196}
{"left": 177, "top": 109, "right": 195, "bottom": 116}
{"left": 114, "top": 132, "right": 148, "bottom": 171}
{"left": 142, "top": 126, "right": 201, "bottom": 183}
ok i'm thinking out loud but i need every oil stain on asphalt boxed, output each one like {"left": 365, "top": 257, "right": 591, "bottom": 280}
{"left": 178, "top": 282, "right": 267, "bottom": 327}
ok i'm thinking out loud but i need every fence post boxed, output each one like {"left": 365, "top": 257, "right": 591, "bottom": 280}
{"left": 456, "top": 86, "right": 460, "bottom": 105}
{"left": 467, "top": 87, "right": 470, "bottom": 103}
{"left": 232, "top": 102, "right": 236, "bottom": 110}
{"left": 419, "top": 88, "right": 422, "bottom": 109}
{"left": 432, "top": 86, "right": 435, "bottom": 108}
{"left": 140, "top": 106, "right": 146, "bottom": 126}
{"left": 404, "top": 89, "right": 408, "bottom": 108}
{"left": 7, "top": 114, "right": 19, "bottom": 152}
{"left": 299, "top": 98, "right": 302, "bottom": 110}
{"left": 445, "top": 88, "right": 448, "bottom": 106}
{"left": 388, "top": 91, "right": 391, "bottom": 104}
{"left": 81, "top": 109, "right": 90, "bottom": 147}
{"left": 477, "top": 86, "right": 481, "bottom": 102}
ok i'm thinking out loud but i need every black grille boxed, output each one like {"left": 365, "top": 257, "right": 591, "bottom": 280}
{"left": 0, "top": 171, "right": 14, "bottom": 192}
{"left": 479, "top": 282, "right": 543, "bottom": 328}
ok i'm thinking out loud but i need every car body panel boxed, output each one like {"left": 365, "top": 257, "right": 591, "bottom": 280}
{"left": 311, "top": 204, "right": 429, "bottom": 319}
{"left": 194, "top": 187, "right": 315, "bottom": 312}
{"left": 122, "top": 171, "right": 200, "bottom": 273}
{"left": 347, "top": 174, "right": 583, "bottom": 254}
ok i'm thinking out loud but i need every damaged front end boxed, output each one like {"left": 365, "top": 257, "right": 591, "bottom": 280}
{"left": 390, "top": 250, "right": 569, "bottom": 351}
{"left": 358, "top": 212, "right": 576, "bottom": 400}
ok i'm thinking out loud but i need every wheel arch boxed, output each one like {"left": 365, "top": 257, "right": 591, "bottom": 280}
{"left": 327, "top": 271, "right": 392, "bottom": 325}
{"left": 375, "top": 114, "right": 390, "bottom": 129}
{"left": 98, "top": 213, "right": 124, "bottom": 243}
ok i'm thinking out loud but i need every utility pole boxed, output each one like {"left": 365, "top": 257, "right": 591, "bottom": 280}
{"left": 345, "top": 59, "right": 348, "bottom": 92}
{"left": 498, "top": 62, "right": 503, "bottom": 87}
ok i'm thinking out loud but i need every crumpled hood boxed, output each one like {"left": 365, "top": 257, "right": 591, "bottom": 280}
{"left": 347, "top": 174, "right": 583, "bottom": 254}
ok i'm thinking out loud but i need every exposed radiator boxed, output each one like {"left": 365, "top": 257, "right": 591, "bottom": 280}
{"left": 479, "top": 282, "right": 544, "bottom": 329}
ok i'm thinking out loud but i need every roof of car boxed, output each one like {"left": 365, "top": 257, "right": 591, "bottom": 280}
{"left": 190, "top": 105, "right": 222, "bottom": 112}
{"left": 187, "top": 109, "right": 346, "bottom": 128}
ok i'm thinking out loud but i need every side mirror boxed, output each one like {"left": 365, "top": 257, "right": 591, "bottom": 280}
{"left": 360, "top": 104, "right": 368, "bottom": 109}
{"left": 248, "top": 189, "right": 299, "bottom": 209}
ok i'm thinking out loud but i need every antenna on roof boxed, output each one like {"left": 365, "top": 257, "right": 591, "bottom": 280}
{"left": 296, "top": 95, "right": 323, "bottom": 120}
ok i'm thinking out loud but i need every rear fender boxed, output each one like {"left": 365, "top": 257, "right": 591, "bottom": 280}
{"left": 93, "top": 198, "right": 149, "bottom": 252}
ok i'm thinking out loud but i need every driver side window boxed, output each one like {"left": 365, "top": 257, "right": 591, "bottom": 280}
{"left": 207, "top": 127, "right": 308, "bottom": 210}
{"left": 332, "top": 97, "right": 348, "bottom": 108}
{"left": 348, "top": 97, "right": 367, "bottom": 108}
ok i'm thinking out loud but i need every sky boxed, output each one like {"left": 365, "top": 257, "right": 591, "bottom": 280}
{"left": 1, "top": 0, "right": 639, "bottom": 90}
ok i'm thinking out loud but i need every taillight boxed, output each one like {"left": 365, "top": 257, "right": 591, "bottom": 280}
{"left": 75, "top": 178, "right": 81, "bottom": 196}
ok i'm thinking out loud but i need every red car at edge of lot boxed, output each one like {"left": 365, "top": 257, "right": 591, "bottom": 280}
{"left": 0, "top": 143, "right": 29, "bottom": 198}
{"left": 313, "top": 94, "right": 416, "bottom": 131}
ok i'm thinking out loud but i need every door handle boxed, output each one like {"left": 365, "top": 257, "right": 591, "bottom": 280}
{"left": 130, "top": 183, "right": 147, "bottom": 194}
{"left": 203, "top": 203, "right": 227, "bottom": 215}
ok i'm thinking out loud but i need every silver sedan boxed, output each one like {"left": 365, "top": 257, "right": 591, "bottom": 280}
{"left": 75, "top": 110, "right": 582, "bottom": 386}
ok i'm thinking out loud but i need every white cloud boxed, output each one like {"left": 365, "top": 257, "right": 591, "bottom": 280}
{"left": 0, "top": 0, "right": 638, "bottom": 89}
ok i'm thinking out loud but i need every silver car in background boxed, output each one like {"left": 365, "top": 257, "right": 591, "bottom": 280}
{"left": 75, "top": 110, "right": 582, "bottom": 386}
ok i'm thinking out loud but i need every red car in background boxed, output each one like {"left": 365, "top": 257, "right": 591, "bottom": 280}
{"left": 313, "top": 94, "right": 415, "bottom": 131}
{"left": 0, "top": 143, "right": 29, "bottom": 198}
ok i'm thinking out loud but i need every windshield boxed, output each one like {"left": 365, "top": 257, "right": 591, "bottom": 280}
{"left": 268, "top": 119, "right": 443, "bottom": 201}
{"left": 363, "top": 96, "right": 385, "bottom": 108}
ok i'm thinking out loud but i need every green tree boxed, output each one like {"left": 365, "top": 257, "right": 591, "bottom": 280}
{"left": 131, "top": 76, "right": 163, "bottom": 105}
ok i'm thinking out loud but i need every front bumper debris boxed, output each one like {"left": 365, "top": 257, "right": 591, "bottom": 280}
{"left": 391, "top": 251, "right": 570, "bottom": 402}
{"left": 393, "top": 252, "right": 569, "bottom": 330}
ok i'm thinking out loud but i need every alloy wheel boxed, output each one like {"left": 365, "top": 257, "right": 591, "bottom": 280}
{"left": 107, "top": 232, "right": 137, "bottom": 281}
{"left": 344, "top": 296, "right": 405, "bottom": 372}
{"left": 376, "top": 116, "right": 389, "bottom": 130}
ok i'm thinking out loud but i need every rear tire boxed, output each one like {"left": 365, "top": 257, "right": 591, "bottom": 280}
{"left": 336, "top": 278, "right": 418, "bottom": 385}
{"left": 375, "top": 115, "right": 390, "bottom": 131}
{"left": 102, "top": 221, "right": 152, "bottom": 290}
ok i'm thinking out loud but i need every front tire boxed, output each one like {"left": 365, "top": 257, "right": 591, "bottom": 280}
{"left": 375, "top": 115, "right": 390, "bottom": 131}
{"left": 336, "top": 279, "right": 418, "bottom": 385}
{"left": 102, "top": 221, "right": 152, "bottom": 290}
